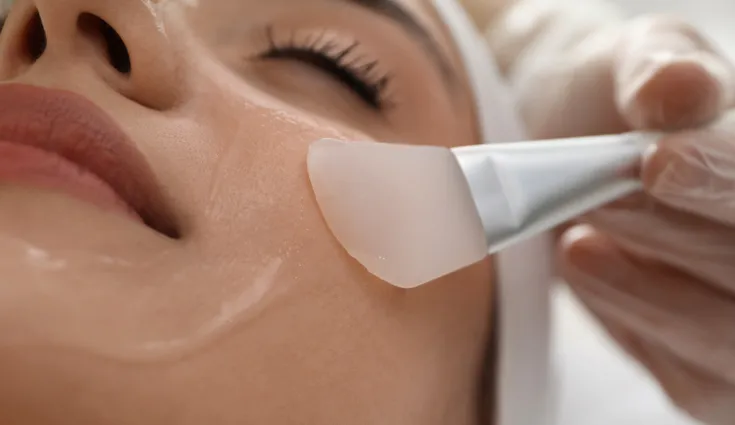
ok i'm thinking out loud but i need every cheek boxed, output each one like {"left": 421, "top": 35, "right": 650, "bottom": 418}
{"left": 174, "top": 89, "right": 393, "bottom": 317}
{"left": 126, "top": 71, "right": 496, "bottom": 420}
{"left": 191, "top": 99, "right": 361, "bottom": 261}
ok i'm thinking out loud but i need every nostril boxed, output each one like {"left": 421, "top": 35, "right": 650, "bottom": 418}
{"left": 77, "top": 13, "right": 131, "bottom": 76}
{"left": 25, "top": 12, "right": 47, "bottom": 61}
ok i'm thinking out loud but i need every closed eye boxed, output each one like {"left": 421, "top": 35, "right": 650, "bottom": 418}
{"left": 258, "top": 27, "right": 392, "bottom": 111}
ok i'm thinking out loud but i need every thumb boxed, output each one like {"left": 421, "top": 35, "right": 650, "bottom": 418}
{"left": 615, "top": 16, "right": 735, "bottom": 130}
{"left": 642, "top": 113, "right": 735, "bottom": 227}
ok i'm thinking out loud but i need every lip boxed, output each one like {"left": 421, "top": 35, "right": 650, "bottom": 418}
{"left": 0, "top": 84, "right": 178, "bottom": 238}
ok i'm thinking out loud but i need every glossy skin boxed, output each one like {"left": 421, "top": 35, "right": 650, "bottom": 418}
{"left": 0, "top": 1, "right": 494, "bottom": 424}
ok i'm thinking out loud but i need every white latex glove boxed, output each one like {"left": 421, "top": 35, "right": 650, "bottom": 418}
{"left": 462, "top": 2, "right": 735, "bottom": 424}
{"left": 507, "top": 8, "right": 735, "bottom": 425}
{"left": 523, "top": 13, "right": 735, "bottom": 425}
{"left": 510, "top": 14, "right": 734, "bottom": 138}
{"left": 561, "top": 114, "right": 735, "bottom": 425}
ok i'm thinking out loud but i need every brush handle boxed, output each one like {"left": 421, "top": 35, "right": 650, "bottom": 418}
{"left": 453, "top": 132, "right": 659, "bottom": 253}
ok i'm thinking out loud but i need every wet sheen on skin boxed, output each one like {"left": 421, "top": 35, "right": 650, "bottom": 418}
{"left": 0, "top": 0, "right": 495, "bottom": 424}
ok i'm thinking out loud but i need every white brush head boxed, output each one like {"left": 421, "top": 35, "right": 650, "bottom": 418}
{"left": 307, "top": 138, "right": 488, "bottom": 289}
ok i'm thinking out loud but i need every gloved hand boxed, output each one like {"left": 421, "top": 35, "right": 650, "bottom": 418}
{"left": 519, "top": 12, "right": 735, "bottom": 425}
{"left": 561, "top": 116, "right": 735, "bottom": 425}
{"left": 464, "top": 2, "right": 735, "bottom": 423}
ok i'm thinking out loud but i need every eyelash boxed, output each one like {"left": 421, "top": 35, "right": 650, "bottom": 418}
{"left": 259, "top": 27, "right": 392, "bottom": 111}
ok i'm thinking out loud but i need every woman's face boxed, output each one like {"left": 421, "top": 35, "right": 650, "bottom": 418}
{"left": 0, "top": 0, "right": 494, "bottom": 423}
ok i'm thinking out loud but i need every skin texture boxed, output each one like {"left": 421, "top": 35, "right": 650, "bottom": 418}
{"left": 0, "top": 1, "right": 494, "bottom": 424}
{"left": 5, "top": 0, "right": 732, "bottom": 423}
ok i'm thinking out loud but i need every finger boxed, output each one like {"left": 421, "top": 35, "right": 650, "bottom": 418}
{"left": 643, "top": 114, "right": 735, "bottom": 227}
{"left": 559, "top": 225, "right": 735, "bottom": 383}
{"left": 589, "top": 307, "right": 735, "bottom": 425}
{"left": 614, "top": 15, "right": 735, "bottom": 130}
{"left": 582, "top": 193, "right": 735, "bottom": 292}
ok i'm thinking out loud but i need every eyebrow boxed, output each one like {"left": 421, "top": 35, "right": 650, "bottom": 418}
{"left": 341, "top": 0, "right": 455, "bottom": 82}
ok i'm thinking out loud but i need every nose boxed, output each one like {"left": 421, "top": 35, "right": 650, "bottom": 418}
{"left": 0, "top": 0, "right": 184, "bottom": 109}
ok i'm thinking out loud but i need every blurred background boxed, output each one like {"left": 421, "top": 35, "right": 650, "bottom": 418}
{"left": 613, "top": 0, "right": 735, "bottom": 60}
{"left": 553, "top": 3, "right": 733, "bottom": 424}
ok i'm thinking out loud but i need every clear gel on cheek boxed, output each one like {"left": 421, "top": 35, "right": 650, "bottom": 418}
{"left": 0, "top": 188, "right": 284, "bottom": 364}
{"left": 307, "top": 139, "right": 488, "bottom": 289}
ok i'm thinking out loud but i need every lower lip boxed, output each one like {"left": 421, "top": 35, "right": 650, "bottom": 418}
{"left": 0, "top": 141, "right": 141, "bottom": 222}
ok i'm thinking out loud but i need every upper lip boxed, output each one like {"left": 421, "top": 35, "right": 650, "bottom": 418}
{"left": 0, "top": 84, "right": 178, "bottom": 238}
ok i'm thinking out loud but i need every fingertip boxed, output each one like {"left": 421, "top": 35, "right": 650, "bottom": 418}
{"left": 559, "top": 225, "right": 618, "bottom": 280}
{"left": 641, "top": 129, "right": 735, "bottom": 225}
{"left": 640, "top": 132, "right": 708, "bottom": 195}
{"left": 618, "top": 55, "right": 728, "bottom": 130}
{"left": 615, "top": 15, "right": 734, "bottom": 130}
{"left": 559, "top": 224, "right": 597, "bottom": 251}
{"left": 639, "top": 136, "right": 669, "bottom": 188}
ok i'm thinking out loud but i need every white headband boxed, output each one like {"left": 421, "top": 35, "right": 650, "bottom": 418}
{"left": 429, "top": 2, "right": 553, "bottom": 425}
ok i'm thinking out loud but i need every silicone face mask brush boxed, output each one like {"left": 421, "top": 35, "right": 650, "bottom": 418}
{"left": 307, "top": 140, "right": 489, "bottom": 289}
{"left": 307, "top": 132, "right": 659, "bottom": 289}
